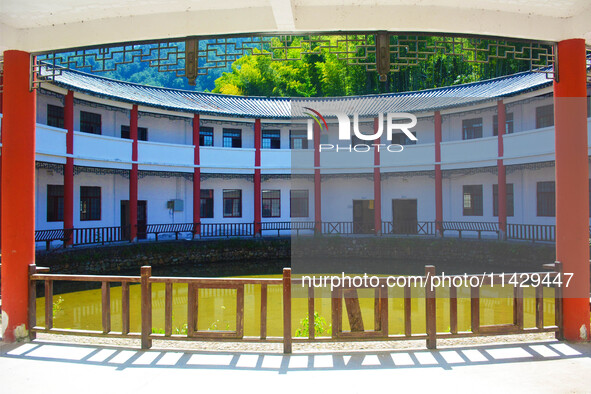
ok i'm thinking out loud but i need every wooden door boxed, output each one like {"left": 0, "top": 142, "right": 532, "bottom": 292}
{"left": 353, "top": 200, "right": 374, "bottom": 234}
{"left": 121, "top": 200, "right": 147, "bottom": 240}
{"left": 392, "top": 199, "right": 418, "bottom": 234}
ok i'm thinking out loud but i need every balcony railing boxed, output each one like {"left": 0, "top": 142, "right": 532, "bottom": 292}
{"left": 34, "top": 221, "right": 584, "bottom": 250}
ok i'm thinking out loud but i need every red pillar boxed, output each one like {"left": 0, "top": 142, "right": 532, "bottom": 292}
{"left": 1, "top": 50, "right": 36, "bottom": 342}
{"left": 553, "top": 38, "right": 590, "bottom": 341}
{"left": 129, "top": 105, "right": 138, "bottom": 242}
{"left": 0, "top": 72, "right": 3, "bottom": 247}
{"left": 434, "top": 111, "right": 443, "bottom": 236}
{"left": 373, "top": 117, "right": 382, "bottom": 235}
{"left": 254, "top": 119, "right": 262, "bottom": 235}
{"left": 496, "top": 100, "right": 507, "bottom": 239}
{"left": 314, "top": 122, "right": 321, "bottom": 233}
{"left": 64, "top": 91, "right": 74, "bottom": 245}
{"left": 192, "top": 114, "right": 201, "bottom": 236}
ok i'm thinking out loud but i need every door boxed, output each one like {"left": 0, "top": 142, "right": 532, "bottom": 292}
{"left": 352, "top": 200, "right": 374, "bottom": 234}
{"left": 121, "top": 200, "right": 147, "bottom": 240}
{"left": 392, "top": 199, "right": 418, "bottom": 234}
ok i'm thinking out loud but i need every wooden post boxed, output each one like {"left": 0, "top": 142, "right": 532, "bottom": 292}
{"left": 260, "top": 284, "right": 268, "bottom": 340}
{"left": 121, "top": 282, "right": 130, "bottom": 335}
{"left": 44, "top": 280, "right": 53, "bottom": 330}
{"left": 283, "top": 268, "right": 292, "bottom": 354}
{"left": 101, "top": 281, "right": 111, "bottom": 334}
{"left": 425, "top": 265, "right": 436, "bottom": 349}
{"left": 513, "top": 285, "right": 524, "bottom": 330}
{"left": 471, "top": 285, "right": 480, "bottom": 334}
{"left": 308, "top": 285, "right": 315, "bottom": 339}
{"left": 535, "top": 284, "right": 544, "bottom": 329}
{"left": 404, "top": 284, "right": 412, "bottom": 337}
{"left": 164, "top": 282, "right": 173, "bottom": 337}
{"left": 140, "top": 266, "right": 152, "bottom": 349}
{"left": 554, "top": 261, "right": 564, "bottom": 340}
{"left": 187, "top": 283, "right": 196, "bottom": 336}
{"left": 28, "top": 264, "right": 37, "bottom": 340}
{"left": 449, "top": 284, "right": 458, "bottom": 335}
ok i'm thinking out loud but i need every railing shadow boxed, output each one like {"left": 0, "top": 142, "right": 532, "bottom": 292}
{"left": 2, "top": 339, "right": 589, "bottom": 374}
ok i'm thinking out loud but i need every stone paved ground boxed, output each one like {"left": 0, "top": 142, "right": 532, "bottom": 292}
{"left": 1, "top": 338, "right": 590, "bottom": 393}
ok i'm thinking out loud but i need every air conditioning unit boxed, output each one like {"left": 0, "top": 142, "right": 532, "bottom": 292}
{"left": 166, "top": 199, "right": 184, "bottom": 212}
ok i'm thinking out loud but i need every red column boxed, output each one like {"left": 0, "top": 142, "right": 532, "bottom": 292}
{"left": 0, "top": 72, "right": 3, "bottom": 247}
{"left": 373, "top": 117, "right": 382, "bottom": 235}
{"left": 496, "top": 100, "right": 507, "bottom": 239}
{"left": 254, "top": 119, "right": 262, "bottom": 235}
{"left": 64, "top": 91, "right": 74, "bottom": 245}
{"left": 1, "top": 50, "right": 36, "bottom": 342}
{"left": 434, "top": 111, "right": 443, "bottom": 236}
{"left": 553, "top": 38, "right": 590, "bottom": 341}
{"left": 192, "top": 114, "right": 201, "bottom": 236}
{"left": 314, "top": 122, "right": 321, "bottom": 233}
{"left": 129, "top": 105, "right": 138, "bottom": 242}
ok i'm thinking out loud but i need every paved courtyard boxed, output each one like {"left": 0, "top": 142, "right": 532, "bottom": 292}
{"left": 1, "top": 339, "right": 590, "bottom": 393}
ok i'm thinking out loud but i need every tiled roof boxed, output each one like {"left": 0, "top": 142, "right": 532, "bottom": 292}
{"left": 44, "top": 66, "right": 552, "bottom": 119}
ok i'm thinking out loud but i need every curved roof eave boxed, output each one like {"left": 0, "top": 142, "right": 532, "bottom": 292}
{"left": 43, "top": 66, "right": 553, "bottom": 120}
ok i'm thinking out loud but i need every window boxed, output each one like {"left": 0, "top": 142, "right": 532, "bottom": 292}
{"left": 223, "top": 128, "right": 242, "bottom": 148}
{"left": 80, "top": 111, "right": 102, "bottom": 135}
{"left": 587, "top": 95, "right": 590, "bottom": 118}
{"left": 320, "top": 133, "right": 329, "bottom": 144}
{"left": 262, "top": 190, "right": 281, "bottom": 217}
{"left": 290, "top": 130, "right": 308, "bottom": 149}
{"left": 493, "top": 184, "right": 514, "bottom": 217}
{"left": 537, "top": 181, "right": 555, "bottom": 217}
{"left": 200, "top": 126, "right": 214, "bottom": 147}
{"left": 462, "top": 118, "right": 483, "bottom": 140}
{"left": 290, "top": 190, "right": 309, "bottom": 217}
{"left": 80, "top": 186, "right": 101, "bottom": 221}
{"left": 262, "top": 130, "right": 281, "bottom": 149}
{"left": 200, "top": 189, "right": 214, "bottom": 218}
{"left": 492, "top": 113, "right": 514, "bottom": 136}
{"left": 47, "top": 185, "right": 64, "bottom": 222}
{"left": 121, "top": 125, "right": 148, "bottom": 141}
{"left": 47, "top": 104, "right": 64, "bottom": 128}
{"left": 223, "top": 189, "right": 242, "bottom": 217}
{"left": 351, "top": 132, "right": 377, "bottom": 146}
{"left": 536, "top": 104, "right": 554, "bottom": 128}
{"left": 390, "top": 131, "right": 417, "bottom": 145}
{"left": 463, "top": 185, "right": 483, "bottom": 216}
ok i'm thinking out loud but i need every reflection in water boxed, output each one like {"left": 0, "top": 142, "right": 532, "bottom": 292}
{"left": 40, "top": 277, "right": 556, "bottom": 337}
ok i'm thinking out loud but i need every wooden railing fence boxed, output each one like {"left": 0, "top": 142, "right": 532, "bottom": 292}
{"left": 29, "top": 262, "right": 564, "bottom": 353}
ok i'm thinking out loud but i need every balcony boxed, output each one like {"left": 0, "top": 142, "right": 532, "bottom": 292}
{"left": 138, "top": 140, "right": 194, "bottom": 172}
{"left": 440, "top": 136, "right": 497, "bottom": 169}
{"left": 200, "top": 147, "right": 255, "bottom": 174}
{"left": 74, "top": 131, "right": 132, "bottom": 169}
{"left": 380, "top": 143, "right": 435, "bottom": 172}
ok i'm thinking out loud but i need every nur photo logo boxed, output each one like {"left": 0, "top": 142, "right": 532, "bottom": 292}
{"left": 303, "top": 107, "right": 418, "bottom": 152}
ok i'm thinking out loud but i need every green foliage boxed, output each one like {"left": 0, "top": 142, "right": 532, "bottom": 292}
{"left": 152, "top": 323, "right": 188, "bottom": 335}
{"left": 212, "top": 36, "right": 533, "bottom": 97}
{"left": 295, "top": 312, "right": 332, "bottom": 337}
{"left": 52, "top": 296, "right": 65, "bottom": 319}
